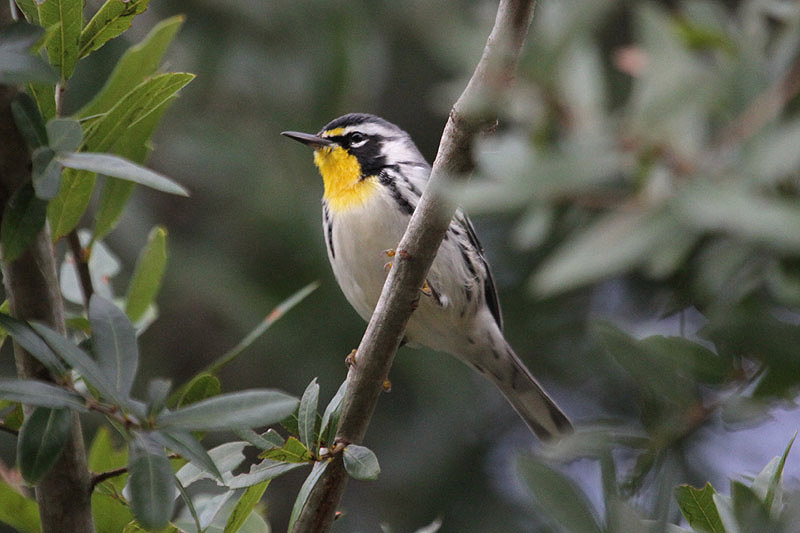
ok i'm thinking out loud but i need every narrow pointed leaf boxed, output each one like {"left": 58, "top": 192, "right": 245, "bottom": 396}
{"left": 175, "top": 441, "right": 248, "bottom": 487}
{"left": 202, "top": 281, "right": 319, "bottom": 376}
{"left": 287, "top": 461, "right": 329, "bottom": 532}
{"left": 157, "top": 389, "right": 298, "bottom": 431}
{"left": 79, "top": 15, "right": 184, "bottom": 118}
{"left": 1, "top": 182, "right": 47, "bottom": 262}
{"left": 10, "top": 92, "right": 47, "bottom": 148}
{"left": 17, "top": 406, "right": 72, "bottom": 483}
{"left": 93, "top": 96, "right": 176, "bottom": 241}
{"left": 228, "top": 460, "right": 306, "bottom": 490}
{"left": 79, "top": 0, "right": 151, "bottom": 59}
{"left": 0, "top": 313, "right": 65, "bottom": 374}
{"left": 298, "top": 378, "right": 319, "bottom": 450}
{"left": 150, "top": 429, "right": 222, "bottom": 481}
{"left": 675, "top": 483, "right": 724, "bottom": 533}
{"left": 14, "top": 0, "right": 40, "bottom": 25}
{"left": 224, "top": 480, "right": 269, "bottom": 533}
{"left": 89, "top": 294, "right": 138, "bottom": 399}
{"left": 56, "top": 152, "right": 189, "bottom": 196}
{"left": 320, "top": 378, "right": 347, "bottom": 447}
{"left": 0, "top": 22, "right": 56, "bottom": 83}
{"left": 343, "top": 444, "right": 381, "bottom": 481}
{"left": 46, "top": 168, "right": 95, "bottom": 240}
{"left": 30, "top": 321, "right": 120, "bottom": 404}
{"left": 37, "top": 0, "right": 82, "bottom": 81}
{"left": 234, "top": 428, "right": 284, "bottom": 450}
{"left": 752, "top": 432, "right": 795, "bottom": 513}
{"left": 171, "top": 372, "right": 221, "bottom": 408}
{"left": 128, "top": 434, "right": 173, "bottom": 530}
{"left": 518, "top": 457, "right": 602, "bottom": 533}
{"left": 0, "top": 378, "right": 86, "bottom": 410}
{"left": 125, "top": 226, "right": 168, "bottom": 322}
{"left": 260, "top": 436, "right": 312, "bottom": 464}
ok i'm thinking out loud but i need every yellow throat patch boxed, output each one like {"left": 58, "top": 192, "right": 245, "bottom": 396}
{"left": 313, "top": 145, "right": 379, "bottom": 213}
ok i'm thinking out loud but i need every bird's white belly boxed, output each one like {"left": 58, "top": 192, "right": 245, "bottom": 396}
{"left": 328, "top": 194, "right": 407, "bottom": 323}
{"left": 326, "top": 194, "right": 482, "bottom": 357}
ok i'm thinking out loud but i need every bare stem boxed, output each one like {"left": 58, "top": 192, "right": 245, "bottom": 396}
{"left": 292, "top": 1, "right": 537, "bottom": 531}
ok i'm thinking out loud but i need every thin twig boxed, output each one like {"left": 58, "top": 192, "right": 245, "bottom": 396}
{"left": 292, "top": 1, "right": 537, "bottom": 531}
{"left": 67, "top": 229, "right": 94, "bottom": 308}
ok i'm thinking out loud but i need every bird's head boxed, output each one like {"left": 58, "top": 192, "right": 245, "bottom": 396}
{"left": 282, "top": 113, "right": 426, "bottom": 212}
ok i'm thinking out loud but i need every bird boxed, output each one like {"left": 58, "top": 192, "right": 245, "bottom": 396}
{"left": 282, "top": 113, "right": 572, "bottom": 440}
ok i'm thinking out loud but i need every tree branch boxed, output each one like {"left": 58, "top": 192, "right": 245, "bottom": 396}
{"left": 0, "top": 6, "right": 95, "bottom": 532}
{"left": 293, "top": 1, "right": 537, "bottom": 531}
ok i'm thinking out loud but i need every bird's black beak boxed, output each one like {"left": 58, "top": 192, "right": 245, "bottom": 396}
{"left": 281, "top": 131, "right": 333, "bottom": 149}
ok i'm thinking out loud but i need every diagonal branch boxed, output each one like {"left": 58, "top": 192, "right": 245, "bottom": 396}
{"left": 292, "top": 1, "right": 537, "bottom": 531}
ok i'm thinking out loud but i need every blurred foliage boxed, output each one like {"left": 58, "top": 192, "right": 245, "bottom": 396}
{"left": 2, "top": 0, "right": 800, "bottom": 532}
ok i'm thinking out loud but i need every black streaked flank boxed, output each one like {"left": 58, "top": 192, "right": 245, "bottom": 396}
{"left": 379, "top": 170, "right": 414, "bottom": 215}
{"left": 322, "top": 201, "right": 334, "bottom": 258}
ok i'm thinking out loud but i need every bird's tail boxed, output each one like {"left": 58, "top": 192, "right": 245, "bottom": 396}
{"left": 472, "top": 340, "right": 572, "bottom": 441}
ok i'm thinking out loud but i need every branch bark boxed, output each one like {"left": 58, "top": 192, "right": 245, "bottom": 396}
{"left": 293, "top": 1, "right": 537, "bottom": 531}
{"left": 0, "top": 6, "right": 95, "bottom": 532}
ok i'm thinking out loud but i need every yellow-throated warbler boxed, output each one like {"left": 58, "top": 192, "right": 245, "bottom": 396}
{"left": 283, "top": 113, "right": 572, "bottom": 440}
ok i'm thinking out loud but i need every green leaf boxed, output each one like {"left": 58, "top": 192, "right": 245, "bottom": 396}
{"left": 30, "top": 321, "right": 120, "bottom": 404}
{"left": 125, "top": 226, "right": 168, "bottom": 322}
{"left": 287, "top": 461, "right": 328, "bottom": 532}
{"left": 0, "top": 312, "right": 66, "bottom": 374}
{"left": 532, "top": 207, "right": 683, "bottom": 296}
{"left": 93, "top": 179, "right": 135, "bottom": 241}
{"left": 1, "top": 182, "right": 47, "bottom": 262}
{"left": 752, "top": 433, "right": 795, "bottom": 514}
{"left": 201, "top": 281, "right": 320, "bottom": 376}
{"left": 46, "top": 118, "right": 82, "bottom": 152}
{"left": 31, "top": 147, "right": 61, "bottom": 199}
{"left": 234, "top": 428, "right": 284, "bottom": 450}
{"left": 731, "top": 481, "right": 772, "bottom": 531}
{"left": 172, "top": 372, "right": 221, "bottom": 408}
{"left": 224, "top": 481, "right": 269, "bottom": 533}
{"left": 17, "top": 406, "right": 72, "bottom": 483}
{"left": 298, "top": 378, "right": 319, "bottom": 451}
{"left": 15, "top": 0, "right": 40, "bottom": 25}
{"left": 92, "top": 96, "right": 175, "bottom": 241}
{"left": 88, "top": 425, "right": 128, "bottom": 473}
{"left": 46, "top": 168, "right": 95, "bottom": 241}
{"left": 157, "top": 389, "right": 298, "bottom": 432}
{"left": 11, "top": 92, "right": 47, "bottom": 148}
{"left": 227, "top": 459, "right": 306, "bottom": 490}
{"left": 79, "top": 15, "right": 184, "bottom": 118}
{"left": 83, "top": 72, "right": 194, "bottom": 153}
{"left": 150, "top": 429, "right": 222, "bottom": 482}
{"left": 175, "top": 441, "right": 247, "bottom": 487}
{"left": 260, "top": 436, "right": 312, "bottom": 464}
{"left": 675, "top": 483, "right": 725, "bottom": 533}
{"left": 27, "top": 81, "right": 56, "bottom": 121}
{"left": 0, "top": 22, "right": 57, "bottom": 84}
{"left": 518, "top": 457, "right": 602, "bottom": 533}
{"left": 79, "top": 0, "right": 151, "bottom": 59}
{"left": 343, "top": 444, "right": 380, "bottom": 481}
{"left": 319, "top": 378, "right": 347, "bottom": 447}
{"left": 145, "top": 378, "right": 171, "bottom": 417}
{"left": 0, "top": 479, "right": 41, "bottom": 533}
{"left": 89, "top": 295, "right": 138, "bottom": 399}
{"left": 127, "top": 434, "right": 174, "bottom": 530}
{"left": 37, "top": 0, "right": 82, "bottom": 81}
{"left": 56, "top": 152, "right": 189, "bottom": 196}
{"left": 0, "top": 378, "right": 86, "bottom": 411}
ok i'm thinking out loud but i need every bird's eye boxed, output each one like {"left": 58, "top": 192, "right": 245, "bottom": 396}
{"left": 349, "top": 132, "right": 368, "bottom": 147}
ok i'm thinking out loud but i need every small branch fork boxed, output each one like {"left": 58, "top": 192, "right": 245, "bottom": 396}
{"left": 292, "top": 1, "right": 538, "bottom": 531}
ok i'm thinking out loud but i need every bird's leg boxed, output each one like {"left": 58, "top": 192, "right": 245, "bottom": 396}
{"left": 345, "top": 349, "right": 357, "bottom": 368}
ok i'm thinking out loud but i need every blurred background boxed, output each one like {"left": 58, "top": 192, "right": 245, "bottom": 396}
{"left": 4, "top": 0, "right": 800, "bottom": 531}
